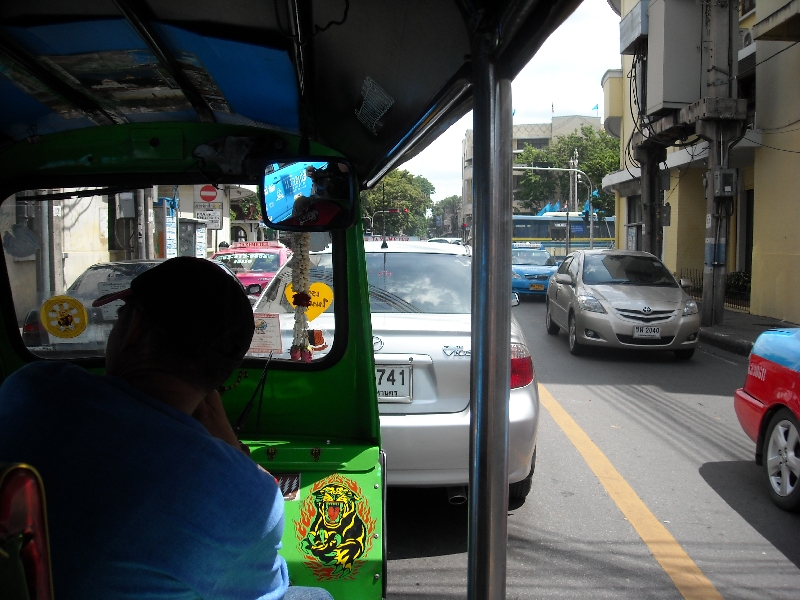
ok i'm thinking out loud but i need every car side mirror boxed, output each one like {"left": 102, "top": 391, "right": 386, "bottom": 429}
{"left": 247, "top": 283, "right": 263, "bottom": 295}
{"left": 261, "top": 158, "right": 357, "bottom": 231}
{"left": 555, "top": 273, "right": 572, "bottom": 286}
{"left": 679, "top": 278, "right": 693, "bottom": 290}
{"left": 511, "top": 292, "right": 520, "bottom": 307}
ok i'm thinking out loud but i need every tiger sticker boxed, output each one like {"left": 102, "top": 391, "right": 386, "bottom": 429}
{"left": 295, "top": 473, "right": 376, "bottom": 580}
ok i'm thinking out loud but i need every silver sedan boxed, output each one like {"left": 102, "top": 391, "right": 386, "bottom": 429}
{"left": 545, "top": 249, "right": 701, "bottom": 359}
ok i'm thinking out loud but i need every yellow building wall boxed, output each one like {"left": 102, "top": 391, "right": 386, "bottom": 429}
{"left": 662, "top": 168, "right": 706, "bottom": 275}
{"left": 751, "top": 141, "right": 800, "bottom": 323}
{"left": 750, "top": 29, "right": 800, "bottom": 323}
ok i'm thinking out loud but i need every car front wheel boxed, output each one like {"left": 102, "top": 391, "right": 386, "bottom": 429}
{"left": 764, "top": 409, "right": 800, "bottom": 511}
{"left": 568, "top": 313, "right": 585, "bottom": 356}
{"left": 545, "top": 300, "right": 560, "bottom": 335}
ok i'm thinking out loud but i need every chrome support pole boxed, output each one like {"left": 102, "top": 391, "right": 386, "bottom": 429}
{"left": 468, "top": 38, "right": 513, "bottom": 600}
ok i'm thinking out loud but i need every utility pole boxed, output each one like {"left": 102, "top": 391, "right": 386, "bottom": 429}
{"left": 697, "top": 0, "right": 740, "bottom": 326}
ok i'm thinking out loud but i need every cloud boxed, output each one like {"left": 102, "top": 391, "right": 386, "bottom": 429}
{"left": 401, "top": 0, "right": 621, "bottom": 202}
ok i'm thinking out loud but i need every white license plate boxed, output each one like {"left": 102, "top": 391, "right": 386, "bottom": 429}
{"left": 376, "top": 366, "right": 412, "bottom": 402}
{"left": 529, "top": 283, "right": 544, "bottom": 291}
{"left": 634, "top": 326, "right": 661, "bottom": 339}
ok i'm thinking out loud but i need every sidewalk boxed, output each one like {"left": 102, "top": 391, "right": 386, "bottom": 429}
{"left": 699, "top": 307, "right": 799, "bottom": 356}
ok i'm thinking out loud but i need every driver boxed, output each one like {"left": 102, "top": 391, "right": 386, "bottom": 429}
{"left": 0, "top": 257, "right": 332, "bottom": 600}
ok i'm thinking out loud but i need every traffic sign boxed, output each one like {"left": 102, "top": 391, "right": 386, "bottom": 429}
{"left": 200, "top": 185, "right": 217, "bottom": 202}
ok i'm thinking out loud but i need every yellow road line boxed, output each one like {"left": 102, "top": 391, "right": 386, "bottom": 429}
{"left": 538, "top": 383, "right": 723, "bottom": 600}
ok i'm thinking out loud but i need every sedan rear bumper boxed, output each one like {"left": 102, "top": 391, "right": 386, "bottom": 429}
{"left": 380, "top": 384, "right": 538, "bottom": 486}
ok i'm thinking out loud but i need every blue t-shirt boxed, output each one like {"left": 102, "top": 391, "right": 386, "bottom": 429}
{"left": 0, "top": 361, "right": 289, "bottom": 600}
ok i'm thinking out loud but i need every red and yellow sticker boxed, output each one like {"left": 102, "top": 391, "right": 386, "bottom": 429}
{"left": 40, "top": 295, "right": 88, "bottom": 338}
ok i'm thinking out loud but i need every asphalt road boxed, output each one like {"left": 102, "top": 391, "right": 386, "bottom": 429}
{"left": 385, "top": 298, "right": 800, "bottom": 599}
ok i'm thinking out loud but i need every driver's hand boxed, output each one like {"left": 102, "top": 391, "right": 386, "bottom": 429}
{"left": 193, "top": 389, "right": 247, "bottom": 454}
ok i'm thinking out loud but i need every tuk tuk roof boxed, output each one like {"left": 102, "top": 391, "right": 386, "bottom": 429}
{"left": 0, "top": 0, "right": 581, "bottom": 187}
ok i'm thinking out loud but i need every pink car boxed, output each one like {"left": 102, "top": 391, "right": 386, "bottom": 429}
{"left": 734, "top": 328, "right": 800, "bottom": 511}
{"left": 211, "top": 241, "right": 290, "bottom": 296}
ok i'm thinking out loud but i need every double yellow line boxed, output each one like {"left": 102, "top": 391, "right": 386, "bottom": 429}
{"left": 538, "top": 384, "right": 723, "bottom": 600}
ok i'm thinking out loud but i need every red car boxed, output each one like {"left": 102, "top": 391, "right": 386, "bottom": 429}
{"left": 734, "top": 328, "right": 800, "bottom": 510}
{"left": 211, "top": 241, "right": 290, "bottom": 296}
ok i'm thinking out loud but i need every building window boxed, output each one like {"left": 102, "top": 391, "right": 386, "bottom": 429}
{"left": 741, "top": 0, "right": 755, "bottom": 16}
{"left": 516, "top": 138, "right": 548, "bottom": 150}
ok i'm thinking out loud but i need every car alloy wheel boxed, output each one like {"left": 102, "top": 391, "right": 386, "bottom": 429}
{"left": 545, "top": 300, "right": 559, "bottom": 335}
{"left": 568, "top": 313, "right": 584, "bottom": 356}
{"left": 764, "top": 409, "right": 800, "bottom": 511}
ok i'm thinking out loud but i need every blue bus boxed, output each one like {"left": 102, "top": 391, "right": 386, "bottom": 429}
{"left": 512, "top": 213, "right": 616, "bottom": 258}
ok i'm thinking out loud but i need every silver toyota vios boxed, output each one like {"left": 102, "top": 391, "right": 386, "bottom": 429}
{"left": 545, "top": 249, "right": 701, "bottom": 359}
{"left": 254, "top": 240, "right": 539, "bottom": 501}
{"left": 366, "top": 242, "right": 538, "bottom": 501}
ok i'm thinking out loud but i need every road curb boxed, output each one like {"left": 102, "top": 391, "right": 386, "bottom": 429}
{"left": 699, "top": 329, "right": 753, "bottom": 357}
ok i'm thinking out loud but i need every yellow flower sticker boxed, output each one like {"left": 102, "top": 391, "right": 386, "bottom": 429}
{"left": 40, "top": 295, "right": 88, "bottom": 339}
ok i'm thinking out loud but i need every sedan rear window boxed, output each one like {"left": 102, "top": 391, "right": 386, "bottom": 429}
{"left": 366, "top": 253, "right": 471, "bottom": 313}
{"left": 582, "top": 254, "right": 677, "bottom": 286}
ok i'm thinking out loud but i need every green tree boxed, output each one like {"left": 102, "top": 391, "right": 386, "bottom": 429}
{"left": 362, "top": 170, "right": 434, "bottom": 236}
{"left": 514, "top": 125, "right": 619, "bottom": 216}
{"left": 429, "top": 195, "right": 461, "bottom": 234}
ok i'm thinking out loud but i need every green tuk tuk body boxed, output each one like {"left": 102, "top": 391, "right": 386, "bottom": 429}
{"left": 0, "top": 122, "right": 384, "bottom": 599}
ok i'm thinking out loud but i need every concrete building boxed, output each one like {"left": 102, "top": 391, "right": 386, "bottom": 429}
{"left": 601, "top": 0, "right": 800, "bottom": 324}
{"left": 460, "top": 116, "right": 601, "bottom": 237}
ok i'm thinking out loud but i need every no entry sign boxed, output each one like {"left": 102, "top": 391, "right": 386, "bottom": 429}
{"left": 200, "top": 185, "right": 217, "bottom": 202}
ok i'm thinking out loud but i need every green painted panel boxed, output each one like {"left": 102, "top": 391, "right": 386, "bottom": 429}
{"left": 245, "top": 440, "right": 379, "bottom": 473}
{"left": 262, "top": 456, "right": 384, "bottom": 599}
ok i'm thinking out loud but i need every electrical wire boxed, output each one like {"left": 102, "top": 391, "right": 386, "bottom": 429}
{"left": 664, "top": 141, "right": 706, "bottom": 203}
{"left": 234, "top": 351, "right": 273, "bottom": 435}
{"left": 736, "top": 40, "right": 800, "bottom": 80}
{"left": 741, "top": 133, "right": 800, "bottom": 153}
{"left": 274, "top": 0, "right": 349, "bottom": 42}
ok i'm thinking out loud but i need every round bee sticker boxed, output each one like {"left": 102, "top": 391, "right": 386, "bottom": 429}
{"left": 40, "top": 296, "right": 88, "bottom": 339}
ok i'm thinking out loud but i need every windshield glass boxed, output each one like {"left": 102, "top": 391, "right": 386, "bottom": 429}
{"left": 3, "top": 186, "right": 335, "bottom": 362}
{"left": 582, "top": 254, "right": 677, "bottom": 286}
{"left": 365, "top": 252, "right": 471, "bottom": 313}
{"left": 512, "top": 249, "right": 556, "bottom": 266}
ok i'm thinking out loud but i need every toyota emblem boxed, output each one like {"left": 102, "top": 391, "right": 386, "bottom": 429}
{"left": 642, "top": 306, "right": 652, "bottom": 314}
{"left": 372, "top": 336, "right": 384, "bottom": 352}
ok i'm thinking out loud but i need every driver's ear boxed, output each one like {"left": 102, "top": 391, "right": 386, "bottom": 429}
{"left": 117, "top": 306, "right": 149, "bottom": 351}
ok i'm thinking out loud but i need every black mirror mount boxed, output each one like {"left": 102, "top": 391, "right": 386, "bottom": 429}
{"left": 260, "top": 158, "right": 358, "bottom": 232}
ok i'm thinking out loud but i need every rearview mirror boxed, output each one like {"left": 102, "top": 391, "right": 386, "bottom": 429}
{"left": 260, "top": 159, "right": 357, "bottom": 231}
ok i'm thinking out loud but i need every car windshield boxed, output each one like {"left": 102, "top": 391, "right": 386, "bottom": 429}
{"left": 366, "top": 252, "right": 471, "bottom": 313}
{"left": 582, "top": 254, "right": 678, "bottom": 286}
{"left": 512, "top": 249, "right": 556, "bottom": 266}
{"left": 215, "top": 252, "right": 280, "bottom": 272}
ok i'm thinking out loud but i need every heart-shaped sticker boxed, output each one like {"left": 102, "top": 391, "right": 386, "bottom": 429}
{"left": 284, "top": 282, "right": 334, "bottom": 322}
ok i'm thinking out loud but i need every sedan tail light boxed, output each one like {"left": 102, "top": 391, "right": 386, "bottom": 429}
{"left": 510, "top": 343, "right": 534, "bottom": 389}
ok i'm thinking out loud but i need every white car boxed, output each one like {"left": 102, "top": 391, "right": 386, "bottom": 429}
{"left": 253, "top": 241, "right": 539, "bottom": 501}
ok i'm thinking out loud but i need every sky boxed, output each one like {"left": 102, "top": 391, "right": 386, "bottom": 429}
{"left": 401, "top": 0, "right": 622, "bottom": 203}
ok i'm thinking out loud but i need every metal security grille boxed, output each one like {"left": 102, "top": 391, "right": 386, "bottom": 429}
{"left": 680, "top": 268, "right": 751, "bottom": 312}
